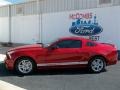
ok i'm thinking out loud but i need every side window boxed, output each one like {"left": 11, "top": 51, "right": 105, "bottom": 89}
{"left": 86, "top": 42, "right": 96, "bottom": 47}
{"left": 70, "top": 40, "right": 82, "bottom": 48}
{"left": 56, "top": 40, "right": 82, "bottom": 48}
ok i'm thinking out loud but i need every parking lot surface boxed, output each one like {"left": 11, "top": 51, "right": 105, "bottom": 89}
{"left": 0, "top": 46, "right": 120, "bottom": 90}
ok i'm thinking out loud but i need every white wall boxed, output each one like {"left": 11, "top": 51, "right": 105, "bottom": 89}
{"left": 0, "top": 17, "right": 9, "bottom": 42}
{"left": 42, "top": 6, "right": 120, "bottom": 49}
{"left": 0, "top": 5, "right": 120, "bottom": 50}
{"left": 11, "top": 15, "right": 40, "bottom": 44}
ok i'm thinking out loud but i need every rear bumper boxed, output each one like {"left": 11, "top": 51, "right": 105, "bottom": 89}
{"left": 107, "top": 59, "right": 117, "bottom": 66}
{"left": 106, "top": 49, "right": 118, "bottom": 66}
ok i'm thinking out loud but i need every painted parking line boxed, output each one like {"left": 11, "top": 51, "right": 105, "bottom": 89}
{"left": 0, "top": 80, "right": 26, "bottom": 90}
{"left": 0, "top": 54, "right": 6, "bottom": 62}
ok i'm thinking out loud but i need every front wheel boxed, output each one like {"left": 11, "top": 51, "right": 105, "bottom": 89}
{"left": 15, "top": 57, "right": 36, "bottom": 75}
{"left": 88, "top": 57, "right": 106, "bottom": 73}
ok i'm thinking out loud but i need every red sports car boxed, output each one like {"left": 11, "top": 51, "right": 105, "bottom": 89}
{"left": 5, "top": 37, "right": 118, "bottom": 74}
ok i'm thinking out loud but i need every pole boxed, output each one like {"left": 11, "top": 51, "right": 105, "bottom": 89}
{"left": 8, "top": 5, "right": 12, "bottom": 44}
{"left": 37, "top": 0, "right": 42, "bottom": 43}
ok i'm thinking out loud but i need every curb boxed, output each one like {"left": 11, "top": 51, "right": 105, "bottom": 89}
{"left": 0, "top": 80, "right": 26, "bottom": 90}
{"left": 0, "top": 54, "right": 6, "bottom": 62}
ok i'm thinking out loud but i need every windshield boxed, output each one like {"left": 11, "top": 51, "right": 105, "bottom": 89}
{"left": 43, "top": 38, "right": 59, "bottom": 47}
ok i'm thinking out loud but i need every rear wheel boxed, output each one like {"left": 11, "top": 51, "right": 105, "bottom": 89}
{"left": 15, "top": 57, "right": 36, "bottom": 75}
{"left": 88, "top": 57, "right": 106, "bottom": 73}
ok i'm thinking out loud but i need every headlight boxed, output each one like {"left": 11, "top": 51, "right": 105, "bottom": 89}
{"left": 7, "top": 51, "right": 15, "bottom": 59}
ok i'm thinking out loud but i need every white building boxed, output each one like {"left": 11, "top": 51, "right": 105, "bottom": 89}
{"left": 0, "top": 0, "right": 120, "bottom": 50}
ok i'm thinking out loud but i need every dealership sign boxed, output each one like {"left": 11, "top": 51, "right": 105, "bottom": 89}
{"left": 69, "top": 13, "right": 103, "bottom": 36}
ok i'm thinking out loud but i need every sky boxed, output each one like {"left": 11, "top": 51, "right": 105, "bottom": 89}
{"left": 5, "top": 0, "right": 25, "bottom": 4}
{"left": 0, "top": 0, "right": 25, "bottom": 6}
{"left": 0, "top": 0, "right": 11, "bottom": 6}
{"left": 0, "top": 0, "right": 35, "bottom": 6}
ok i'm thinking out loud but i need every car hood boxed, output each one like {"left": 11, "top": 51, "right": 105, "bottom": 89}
{"left": 8, "top": 44, "right": 43, "bottom": 51}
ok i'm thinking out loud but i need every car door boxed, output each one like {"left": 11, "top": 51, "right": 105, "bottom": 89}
{"left": 43, "top": 39, "right": 86, "bottom": 67}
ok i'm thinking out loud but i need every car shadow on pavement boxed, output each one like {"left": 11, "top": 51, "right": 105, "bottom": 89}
{"left": 0, "top": 62, "right": 16, "bottom": 77}
{"left": 0, "top": 62, "right": 107, "bottom": 77}
{"left": 35, "top": 69, "right": 97, "bottom": 76}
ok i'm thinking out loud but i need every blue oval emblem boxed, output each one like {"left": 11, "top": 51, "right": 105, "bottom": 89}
{"left": 69, "top": 15, "right": 103, "bottom": 36}
{"left": 69, "top": 25, "right": 103, "bottom": 36}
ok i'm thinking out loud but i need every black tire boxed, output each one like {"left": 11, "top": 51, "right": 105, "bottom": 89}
{"left": 15, "top": 57, "right": 36, "bottom": 75}
{"left": 88, "top": 57, "right": 106, "bottom": 73}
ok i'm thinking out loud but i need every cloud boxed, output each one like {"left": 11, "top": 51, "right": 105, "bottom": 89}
{"left": 0, "top": 1, "right": 11, "bottom": 6}
{"left": 5, "top": 0, "right": 25, "bottom": 4}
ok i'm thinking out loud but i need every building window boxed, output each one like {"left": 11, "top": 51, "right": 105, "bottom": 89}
{"left": 99, "top": 0, "right": 112, "bottom": 4}
{"left": 16, "top": 5, "right": 24, "bottom": 15}
{"left": 86, "top": 42, "right": 97, "bottom": 47}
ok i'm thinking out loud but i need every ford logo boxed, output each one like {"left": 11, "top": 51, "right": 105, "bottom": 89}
{"left": 69, "top": 15, "right": 103, "bottom": 36}
{"left": 69, "top": 25, "right": 103, "bottom": 36}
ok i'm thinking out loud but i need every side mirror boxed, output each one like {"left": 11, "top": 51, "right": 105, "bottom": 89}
{"left": 44, "top": 44, "right": 50, "bottom": 48}
{"left": 48, "top": 45, "right": 58, "bottom": 50}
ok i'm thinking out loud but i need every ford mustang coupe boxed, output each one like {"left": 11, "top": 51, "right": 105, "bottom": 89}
{"left": 5, "top": 37, "right": 118, "bottom": 74}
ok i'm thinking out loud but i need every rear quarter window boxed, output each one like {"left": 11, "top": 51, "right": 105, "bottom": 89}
{"left": 86, "top": 42, "right": 97, "bottom": 47}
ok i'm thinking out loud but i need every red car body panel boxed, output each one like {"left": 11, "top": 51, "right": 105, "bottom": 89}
{"left": 5, "top": 37, "right": 118, "bottom": 70}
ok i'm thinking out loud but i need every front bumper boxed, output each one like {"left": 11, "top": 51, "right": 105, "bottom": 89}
{"left": 4, "top": 57, "right": 14, "bottom": 70}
